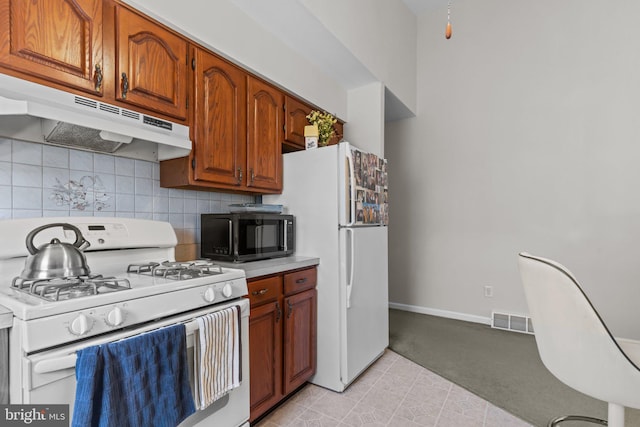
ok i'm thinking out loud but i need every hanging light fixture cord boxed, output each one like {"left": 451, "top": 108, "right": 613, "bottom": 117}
{"left": 445, "top": 1, "right": 452, "bottom": 39}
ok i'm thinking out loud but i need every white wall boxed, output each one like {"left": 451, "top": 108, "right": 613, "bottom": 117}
{"left": 387, "top": 0, "right": 640, "bottom": 339}
{"left": 123, "top": 0, "right": 348, "bottom": 119}
{"left": 345, "top": 82, "right": 385, "bottom": 156}
{"left": 299, "top": 0, "right": 417, "bottom": 115}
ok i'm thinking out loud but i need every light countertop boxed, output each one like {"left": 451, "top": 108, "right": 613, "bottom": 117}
{"left": 0, "top": 305, "right": 12, "bottom": 329}
{"left": 216, "top": 256, "right": 319, "bottom": 279}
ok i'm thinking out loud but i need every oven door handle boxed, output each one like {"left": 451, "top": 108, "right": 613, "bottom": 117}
{"left": 27, "top": 300, "right": 248, "bottom": 379}
{"left": 31, "top": 320, "right": 202, "bottom": 375}
{"left": 33, "top": 354, "right": 77, "bottom": 373}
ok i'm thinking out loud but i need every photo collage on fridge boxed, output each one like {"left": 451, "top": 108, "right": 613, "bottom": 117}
{"left": 352, "top": 148, "right": 389, "bottom": 225}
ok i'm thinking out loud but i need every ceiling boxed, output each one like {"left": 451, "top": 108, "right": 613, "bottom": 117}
{"left": 401, "top": 0, "right": 448, "bottom": 15}
{"left": 230, "top": 0, "right": 445, "bottom": 121}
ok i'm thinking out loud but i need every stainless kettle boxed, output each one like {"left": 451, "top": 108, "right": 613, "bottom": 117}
{"left": 21, "top": 223, "right": 91, "bottom": 280}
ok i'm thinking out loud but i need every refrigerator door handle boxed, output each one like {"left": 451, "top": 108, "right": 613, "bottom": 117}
{"left": 346, "top": 228, "right": 355, "bottom": 308}
{"left": 346, "top": 148, "right": 356, "bottom": 226}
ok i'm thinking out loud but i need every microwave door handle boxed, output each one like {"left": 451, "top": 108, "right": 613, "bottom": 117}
{"left": 228, "top": 220, "right": 233, "bottom": 256}
{"left": 282, "top": 219, "right": 288, "bottom": 251}
{"left": 255, "top": 226, "right": 262, "bottom": 248}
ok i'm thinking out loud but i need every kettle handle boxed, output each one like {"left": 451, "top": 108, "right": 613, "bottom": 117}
{"left": 25, "top": 223, "right": 87, "bottom": 255}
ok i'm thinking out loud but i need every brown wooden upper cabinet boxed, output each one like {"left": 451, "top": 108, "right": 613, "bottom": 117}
{"left": 284, "top": 95, "right": 344, "bottom": 152}
{"left": 247, "top": 76, "right": 283, "bottom": 192}
{"left": 0, "top": 0, "right": 104, "bottom": 96}
{"left": 0, "top": 0, "right": 189, "bottom": 123}
{"left": 284, "top": 96, "right": 312, "bottom": 151}
{"left": 114, "top": 5, "right": 188, "bottom": 121}
{"left": 160, "top": 47, "right": 283, "bottom": 194}
{"left": 192, "top": 48, "right": 246, "bottom": 188}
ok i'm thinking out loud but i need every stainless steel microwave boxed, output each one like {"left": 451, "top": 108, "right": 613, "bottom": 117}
{"left": 201, "top": 213, "right": 295, "bottom": 262}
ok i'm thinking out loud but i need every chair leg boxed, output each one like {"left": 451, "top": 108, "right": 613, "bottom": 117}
{"left": 547, "top": 415, "right": 607, "bottom": 427}
{"left": 607, "top": 403, "right": 624, "bottom": 427}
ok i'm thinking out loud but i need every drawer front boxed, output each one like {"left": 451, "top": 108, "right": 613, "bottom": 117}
{"left": 284, "top": 267, "right": 317, "bottom": 296}
{"left": 248, "top": 275, "right": 283, "bottom": 306}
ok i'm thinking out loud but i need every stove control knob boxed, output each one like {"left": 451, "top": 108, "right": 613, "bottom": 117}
{"left": 203, "top": 287, "right": 216, "bottom": 303}
{"left": 222, "top": 282, "right": 233, "bottom": 298}
{"left": 69, "top": 313, "right": 92, "bottom": 336}
{"left": 106, "top": 307, "right": 125, "bottom": 327}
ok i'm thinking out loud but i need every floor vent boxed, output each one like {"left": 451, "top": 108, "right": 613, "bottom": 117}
{"left": 491, "top": 311, "right": 534, "bottom": 334}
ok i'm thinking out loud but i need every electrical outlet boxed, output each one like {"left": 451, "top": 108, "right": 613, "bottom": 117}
{"left": 484, "top": 285, "right": 493, "bottom": 297}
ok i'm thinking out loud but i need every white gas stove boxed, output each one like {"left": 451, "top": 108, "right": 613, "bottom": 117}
{"left": 0, "top": 217, "right": 250, "bottom": 427}
{"left": 0, "top": 217, "right": 247, "bottom": 351}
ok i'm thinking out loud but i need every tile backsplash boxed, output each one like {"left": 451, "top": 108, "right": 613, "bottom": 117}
{"left": 0, "top": 138, "right": 254, "bottom": 260}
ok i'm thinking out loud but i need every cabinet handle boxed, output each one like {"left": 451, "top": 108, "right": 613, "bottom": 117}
{"left": 237, "top": 168, "right": 242, "bottom": 185}
{"left": 275, "top": 302, "right": 281, "bottom": 322}
{"left": 287, "top": 300, "right": 293, "bottom": 319}
{"left": 250, "top": 168, "right": 255, "bottom": 184}
{"left": 296, "top": 277, "right": 307, "bottom": 284}
{"left": 251, "top": 288, "right": 268, "bottom": 296}
{"left": 94, "top": 64, "right": 103, "bottom": 92}
{"left": 121, "top": 72, "right": 129, "bottom": 99}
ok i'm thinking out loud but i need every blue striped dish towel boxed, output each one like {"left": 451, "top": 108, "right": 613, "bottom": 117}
{"left": 193, "top": 305, "right": 242, "bottom": 410}
{"left": 72, "top": 324, "right": 195, "bottom": 427}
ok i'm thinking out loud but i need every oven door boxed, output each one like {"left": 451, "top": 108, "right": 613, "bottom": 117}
{"left": 20, "top": 299, "right": 250, "bottom": 427}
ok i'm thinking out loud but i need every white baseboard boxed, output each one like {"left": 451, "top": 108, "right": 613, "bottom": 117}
{"left": 388, "top": 301, "right": 492, "bottom": 326}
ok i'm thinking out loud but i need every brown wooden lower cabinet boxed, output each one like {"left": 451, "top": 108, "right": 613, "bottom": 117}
{"left": 248, "top": 266, "right": 317, "bottom": 423}
{"left": 283, "top": 288, "right": 317, "bottom": 395}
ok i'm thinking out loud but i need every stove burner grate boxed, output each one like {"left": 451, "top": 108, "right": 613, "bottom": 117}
{"left": 10, "top": 275, "right": 131, "bottom": 301}
{"left": 127, "top": 260, "right": 223, "bottom": 280}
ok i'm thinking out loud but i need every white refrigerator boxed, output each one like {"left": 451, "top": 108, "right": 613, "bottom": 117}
{"left": 264, "top": 141, "right": 389, "bottom": 392}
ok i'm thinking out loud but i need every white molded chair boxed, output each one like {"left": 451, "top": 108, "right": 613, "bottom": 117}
{"left": 518, "top": 252, "right": 640, "bottom": 427}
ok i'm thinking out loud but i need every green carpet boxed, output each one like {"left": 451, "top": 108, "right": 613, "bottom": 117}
{"left": 389, "top": 309, "right": 640, "bottom": 427}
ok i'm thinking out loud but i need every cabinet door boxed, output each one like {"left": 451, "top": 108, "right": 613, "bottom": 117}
{"left": 193, "top": 48, "right": 246, "bottom": 187}
{"left": 284, "top": 95, "right": 312, "bottom": 151}
{"left": 0, "top": 0, "right": 103, "bottom": 95}
{"left": 249, "top": 300, "right": 283, "bottom": 422}
{"left": 283, "top": 288, "right": 317, "bottom": 395}
{"left": 115, "top": 5, "right": 188, "bottom": 120}
{"left": 247, "top": 76, "right": 283, "bottom": 192}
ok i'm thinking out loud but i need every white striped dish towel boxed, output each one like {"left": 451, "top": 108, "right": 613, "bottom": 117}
{"left": 193, "top": 305, "right": 242, "bottom": 410}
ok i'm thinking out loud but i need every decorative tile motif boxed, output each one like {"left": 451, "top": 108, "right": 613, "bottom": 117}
{"left": 50, "top": 175, "right": 111, "bottom": 211}
{"left": 255, "top": 350, "right": 533, "bottom": 427}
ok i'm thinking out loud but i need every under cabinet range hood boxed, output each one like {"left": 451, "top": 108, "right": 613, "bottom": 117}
{"left": 0, "top": 73, "right": 191, "bottom": 161}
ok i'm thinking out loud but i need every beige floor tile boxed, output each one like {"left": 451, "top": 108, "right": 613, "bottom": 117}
{"left": 342, "top": 400, "right": 395, "bottom": 426}
{"left": 294, "top": 408, "right": 344, "bottom": 426}
{"left": 258, "top": 401, "right": 306, "bottom": 426}
{"left": 339, "top": 375, "right": 376, "bottom": 402}
{"left": 442, "top": 384, "right": 489, "bottom": 419}
{"left": 359, "top": 385, "right": 406, "bottom": 415}
{"left": 436, "top": 410, "right": 485, "bottom": 427}
{"left": 373, "top": 371, "right": 417, "bottom": 395}
{"left": 414, "top": 369, "right": 454, "bottom": 391}
{"left": 387, "top": 414, "right": 429, "bottom": 427}
{"left": 288, "top": 384, "right": 330, "bottom": 408}
{"left": 305, "top": 389, "right": 360, "bottom": 421}
{"left": 254, "top": 350, "right": 534, "bottom": 427}
{"left": 395, "top": 389, "right": 448, "bottom": 426}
